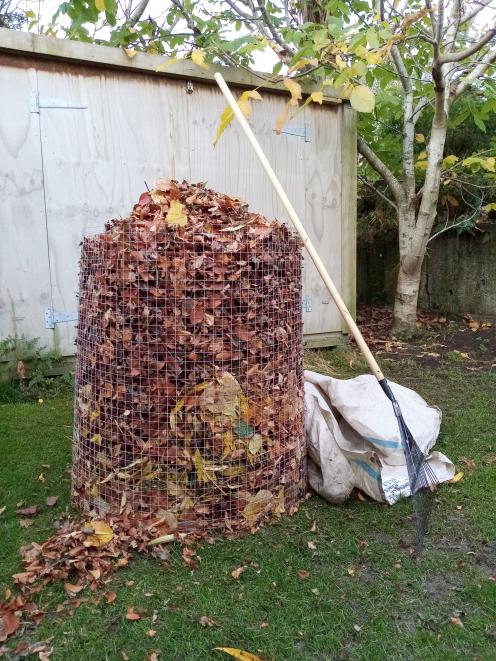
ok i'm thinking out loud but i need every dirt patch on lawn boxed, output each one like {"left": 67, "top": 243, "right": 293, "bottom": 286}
{"left": 356, "top": 304, "right": 495, "bottom": 368}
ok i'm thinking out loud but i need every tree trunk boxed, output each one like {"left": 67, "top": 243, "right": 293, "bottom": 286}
{"left": 392, "top": 259, "right": 423, "bottom": 333}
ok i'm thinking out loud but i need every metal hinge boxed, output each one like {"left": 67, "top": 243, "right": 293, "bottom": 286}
{"left": 302, "top": 295, "right": 312, "bottom": 313}
{"left": 276, "top": 123, "right": 311, "bottom": 142}
{"left": 45, "top": 308, "right": 78, "bottom": 329}
{"left": 30, "top": 91, "right": 88, "bottom": 113}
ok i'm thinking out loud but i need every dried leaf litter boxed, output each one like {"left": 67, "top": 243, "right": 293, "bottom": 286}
{"left": 73, "top": 180, "right": 306, "bottom": 532}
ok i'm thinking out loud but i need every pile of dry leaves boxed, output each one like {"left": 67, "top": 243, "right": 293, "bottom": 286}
{"left": 73, "top": 179, "right": 306, "bottom": 532}
{"left": 0, "top": 513, "right": 199, "bottom": 654}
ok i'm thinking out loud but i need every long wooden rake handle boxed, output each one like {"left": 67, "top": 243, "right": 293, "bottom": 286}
{"left": 214, "top": 72, "right": 384, "bottom": 381}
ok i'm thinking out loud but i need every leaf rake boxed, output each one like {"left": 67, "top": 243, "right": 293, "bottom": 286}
{"left": 214, "top": 72, "right": 438, "bottom": 548}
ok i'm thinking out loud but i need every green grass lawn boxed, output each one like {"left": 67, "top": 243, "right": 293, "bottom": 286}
{"left": 1, "top": 351, "right": 495, "bottom": 661}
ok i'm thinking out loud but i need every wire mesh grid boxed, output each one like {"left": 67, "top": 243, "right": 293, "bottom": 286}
{"left": 72, "top": 180, "right": 306, "bottom": 533}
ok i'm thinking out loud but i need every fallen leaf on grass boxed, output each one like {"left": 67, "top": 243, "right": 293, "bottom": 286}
{"left": 147, "top": 629, "right": 157, "bottom": 637}
{"left": 449, "top": 616, "right": 464, "bottom": 628}
{"left": 231, "top": 566, "right": 246, "bottom": 580}
{"left": 38, "top": 474, "right": 45, "bottom": 483}
{"left": 259, "top": 622, "right": 269, "bottom": 628}
{"left": 20, "top": 519, "right": 34, "bottom": 528}
{"left": 459, "top": 457, "right": 476, "bottom": 470}
{"left": 215, "top": 648, "right": 264, "bottom": 661}
{"left": 347, "top": 567, "right": 356, "bottom": 577}
{"left": 125, "top": 606, "right": 141, "bottom": 621}
{"left": 149, "top": 653, "right": 160, "bottom": 661}
{"left": 297, "top": 570, "right": 310, "bottom": 580}
{"left": 0, "top": 606, "right": 20, "bottom": 642}
{"left": 0, "top": 506, "right": 6, "bottom": 516}
{"left": 199, "top": 616, "right": 218, "bottom": 627}
{"left": 449, "top": 471, "right": 464, "bottom": 484}
{"left": 45, "top": 496, "right": 59, "bottom": 507}
{"left": 307, "top": 541, "right": 317, "bottom": 551}
{"left": 64, "top": 583, "right": 84, "bottom": 597}
{"left": 121, "top": 652, "right": 129, "bottom": 660}
{"left": 104, "top": 591, "right": 117, "bottom": 604}
{"left": 16, "top": 505, "right": 38, "bottom": 517}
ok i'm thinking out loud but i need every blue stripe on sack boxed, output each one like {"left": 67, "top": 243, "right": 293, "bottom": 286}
{"left": 352, "top": 459, "right": 381, "bottom": 482}
{"left": 366, "top": 436, "right": 402, "bottom": 449}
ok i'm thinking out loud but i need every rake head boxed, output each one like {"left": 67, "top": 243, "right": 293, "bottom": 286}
{"left": 379, "top": 378, "right": 439, "bottom": 549}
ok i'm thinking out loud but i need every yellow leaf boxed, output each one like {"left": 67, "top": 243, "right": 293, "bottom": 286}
{"left": 366, "top": 51, "right": 382, "bottom": 65}
{"left": 415, "top": 133, "right": 425, "bottom": 143}
{"left": 288, "top": 57, "right": 318, "bottom": 73}
{"left": 166, "top": 200, "right": 188, "bottom": 226}
{"left": 483, "top": 202, "right": 496, "bottom": 211}
{"left": 283, "top": 77, "right": 302, "bottom": 106}
{"left": 191, "top": 49, "right": 208, "bottom": 69}
{"left": 194, "top": 449, "right": 205, "bottom": 482}
{"left": 418, "top": 150, "right": 427, "bottom": 160}
{"left": 124, "top": 48, "right": 137, "bottom": 59}
{"left": 442, "top": 154, "right": 458, "bottom": 168}
{"left": 275, "top": 102, "right": 290, "bottom": 134}
{"left": 415, "top": 160, "right": 428, "bottom": 170}
{"left": 171, "top": 398, "right": 184, "bottom": 416}
{"left": 349, "top": 85, "right": 375, "bottom": 113}
{"left": 213, "top": 90, "right": 261, "bottom": 146}
{"left": 155, "top": 57, "right": 179, "bottom": 72}
{"left": 335, "top": 54, "right": 346, "bottom": 70}
{"left": 310, "top": 91, "right": 324, "bottom": 104}
{"left": 450, "top": 471, "right": 464, "bottom": 484}
{"left": 85, "top": 520, "right": 114, "bottom": 547}
{"left": 90, "top": 434, "right": 102, "bottom": 445}
{"left": 215, "top": 648, "right": 264, "bottom": 661}
{"left": 95, "top": 0, "right": 106, "bottom": 11}
{"left": 213, "top": 106, "right": 234, "bottom": 146}
{"left": 248, "top": 433, "right": 263, "bottom": 455}
{"left": 243, "top": 489, "right": 273, "bottom": 527}
{"left": 484, "top": 156, "right": 495, "bottom": 172}
{"left": 237, "top": 90, "right": 262, "bottom": 118}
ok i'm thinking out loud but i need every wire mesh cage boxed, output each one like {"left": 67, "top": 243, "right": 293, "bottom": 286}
{"left": 72, "top": 180, "right": 305, "bottom": 533}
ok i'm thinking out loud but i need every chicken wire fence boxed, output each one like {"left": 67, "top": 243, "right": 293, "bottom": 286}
{"left": 72, "top": 180, "right": 306, "bottom": 533}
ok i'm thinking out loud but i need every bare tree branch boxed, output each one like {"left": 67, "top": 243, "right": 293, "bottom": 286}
{"left": 130, "top": 0, "right": 150, "bottom": 23}
{"left": 170, "top": 0, "right": 201, "bottom": 37}
{"left": 454, "top": 47, "right": 496, "bottom": 97}
{"left": 357, "top": 137, "right": 405, "bottom": 203}
{"left": 358, "top": 174, "right": 398, "bottom": 210}
{"left": 439, "top": 26, "right": 496, "bottom": 63}
{"left": 255, "top": 1, "right": 294, "bottom": 54}
{"left": 460, "top": 0, "right": 495, "bottom": 26}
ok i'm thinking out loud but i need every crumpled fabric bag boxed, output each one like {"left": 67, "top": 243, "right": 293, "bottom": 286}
{"left": 304, "top": 370, "right": 455, "bottom": 504}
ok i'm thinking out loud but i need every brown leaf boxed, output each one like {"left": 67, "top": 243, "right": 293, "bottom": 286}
{"left": 449, "top": 616, "right": 464, "bottom": 628}
{"left": 45, "top": 496, "right": 59, "bottom": 507}
{"left": 20, "top": 519, "right": 34, "bottom": 528}
{"left": 16, "top": 505, "right": 38, "bottom": 517}
{"left": 307, "top": 541, "right": 317, "bottom": 551}
{"left": 459, "top": 456, "right": 476, "bottom": 470}
{"left": 199, "top": 615, "right": 218, "bottom": 627}
{"left": 104, "top": 591, "right": 117, "bottom": 604}
{"left": 64, "top": 583, "right": 84, "bottom": 596}
{"left": 125, "top": 606, "right": 141, "bottom": 621}
{"left": 0, "top": 607, "right": 20, "bottom": 642}
{"left": 147, "top": 629, "right": 157, "bottom": 637}
{"left": 231, "top": 566, "right": 246, "bottom": 580}
{"left": 297, "top": 570, "right": 310, "bottom": 580}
